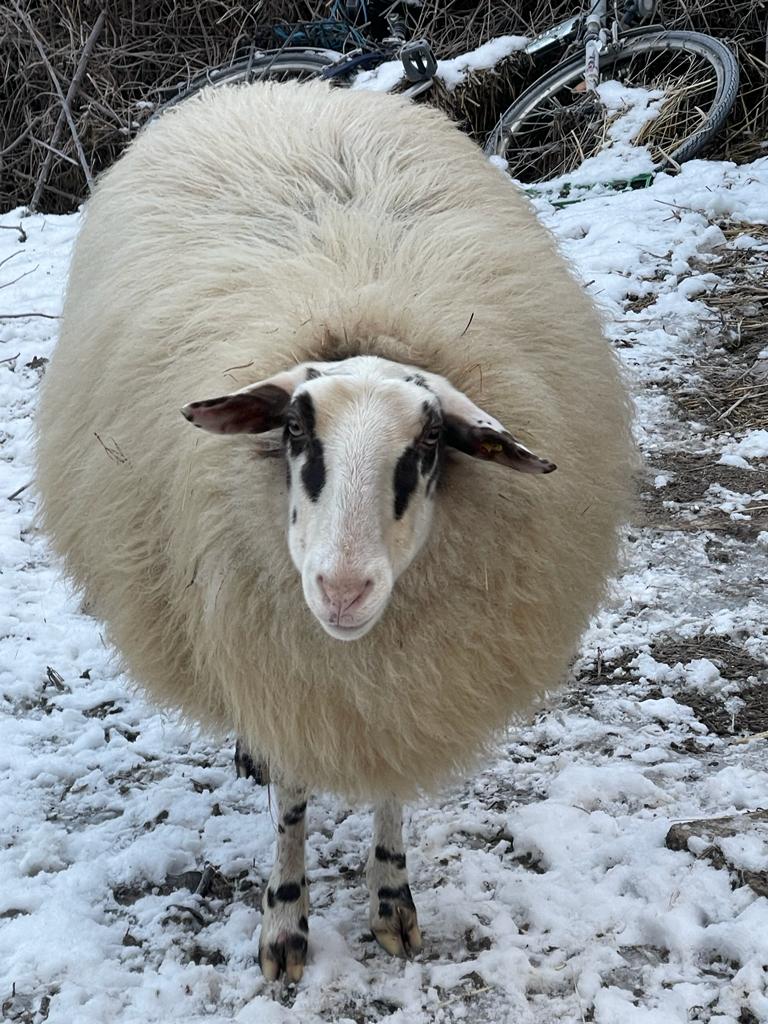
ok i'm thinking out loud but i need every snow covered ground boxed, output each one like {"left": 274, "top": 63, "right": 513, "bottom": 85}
{"left": 1, "top": 156, "right": 767, "bottom": 1024}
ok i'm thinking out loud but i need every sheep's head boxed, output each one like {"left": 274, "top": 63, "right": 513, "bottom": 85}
{"left": 182, "top": 356, "right": 555, "bottom": 641}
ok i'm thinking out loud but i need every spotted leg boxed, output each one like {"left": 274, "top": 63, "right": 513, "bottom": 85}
{"left": 258, "top": 781, "right": 310, "bottom": 982}
{"left": 366, "top": 798, "right": 422, "bottom": 958}
{"left": 234, "top": 738, "right": 270, "bottom": 785}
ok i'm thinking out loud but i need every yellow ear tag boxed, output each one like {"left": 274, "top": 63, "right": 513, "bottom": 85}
{"left": 480, "top": 442, "right": 504, "bottom": 456}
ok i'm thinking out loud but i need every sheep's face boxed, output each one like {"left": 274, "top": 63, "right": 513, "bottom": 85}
{"left": 282, "top": 363, "right": 442, "bottom": 641}
{"left": 182, "top": 355, "right": 555, "bottom": 642}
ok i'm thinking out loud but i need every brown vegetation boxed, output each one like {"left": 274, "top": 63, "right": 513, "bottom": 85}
{"left": 1, "top": 0, "right": 766, "bottom": 212}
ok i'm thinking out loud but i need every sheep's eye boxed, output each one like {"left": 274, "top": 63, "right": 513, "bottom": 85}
{"left": 287, "top": 419, "right": 304, "bottom": 438}
{"left": 422, "top": 426, "right": 442, "bottom": 447}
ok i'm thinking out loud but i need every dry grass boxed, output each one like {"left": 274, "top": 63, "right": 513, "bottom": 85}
{"left": 674, "top": 222, "right": 768, "bottom": 434}
{"left": 1, "top": 0, "right": 767, "bottom": 212}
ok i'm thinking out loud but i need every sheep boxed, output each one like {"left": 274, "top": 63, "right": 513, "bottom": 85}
{"left": 35, "top": 80, "right": 633, "bottom": 981}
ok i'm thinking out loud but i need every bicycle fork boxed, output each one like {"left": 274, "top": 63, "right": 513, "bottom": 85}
{"left": 583, "top": 0, "right": 608, "bottom": 91}
{"left": 583, "top": 0, "right": 659, "bottom": 91}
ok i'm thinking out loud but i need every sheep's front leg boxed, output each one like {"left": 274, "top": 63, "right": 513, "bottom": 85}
{"left": 366, "top": 798, "right": 422, "bottom": 958}
{"left": 258, "top": 781, "right": 309, "bottom": 982}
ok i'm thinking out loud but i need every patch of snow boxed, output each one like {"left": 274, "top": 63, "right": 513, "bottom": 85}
{"left": 683, "top": 658, "right": 722, "bottom": 692}
{"left": 353, "top": 33, "right": 528, "bottom": 93}
{"left": 435, "top": 35, "right": 528, "bottom": 91}
{"left": 725, "top": 429, "right": 768, "bottom": 462}
{"left": 717, "top": 453, "right": 753, "bottom": 470}
{"left": 631, "top": 653, "right": 675, "bottom": 683}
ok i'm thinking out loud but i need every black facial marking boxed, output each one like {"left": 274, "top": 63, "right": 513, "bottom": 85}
{"left": 393, "top": 446, "right": 419, "bottom": 520}
{"left": 294, "top": 393, "right": 316, "bottom": 434}
{"left": 301, "top": 875, "right": 306, "bottom": 887}
{"left": 267, "top": 887, "right": 276, "bottom": 908}
{"left": 404, "top": 373, "right": 431, "bottom": 391}
{"left": 301, "top": 439, "right": 325, "bottom": 502}
{"left": 278, "top": 824, "right": 285, "bottom": 834}
{"left": 378, "top": 901, "right": 393, "bottom": 918}
{"left": 375, "top": 845, "right": 407, "bottom": 870}
{"left": 283, "top": 801, "right": 307, "bottom": 826}
{"left": 306, "top": 367, "right": 321, "bottom": 380}
{"left": 275, "top": 882, "right": 301, "bottom": 903}
{"left": 286, "top": 394, "right": 326, "bottom": 502}
{"left": 394, "top": 400, "right": 445, "bottom": 518}
{"left": 298, "top": 915, "right": 309, "bottom": 932}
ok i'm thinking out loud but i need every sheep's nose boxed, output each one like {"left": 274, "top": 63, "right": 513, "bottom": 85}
{"left": 317, "top": 574, "right": 373, "bottom": 618}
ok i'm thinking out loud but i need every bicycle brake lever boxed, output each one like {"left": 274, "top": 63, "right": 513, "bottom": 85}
{"left": 400, "top": 40, "right": 438, "bottom": 83}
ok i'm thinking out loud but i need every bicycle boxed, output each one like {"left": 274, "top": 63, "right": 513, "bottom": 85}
{"left": 153, "top": 2, "right": 437, "bottom": 119}
{"left": 484, "top": 0, "right": 740, "bottom": 187}
{"left": 153, "top": 0, "right": 739, "bottom": 191}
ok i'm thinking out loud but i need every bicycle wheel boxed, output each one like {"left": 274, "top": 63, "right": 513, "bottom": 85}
{"left": 485, "top": 30, "right": 739, "bottom": 184}
{"left": 154, "top": 50, "right": 346, "bottom": 120}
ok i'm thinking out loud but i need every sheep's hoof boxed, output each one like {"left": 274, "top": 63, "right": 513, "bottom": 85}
{"left": 371, "top": 895, "right": 422, "bottom": 959}
{"left": 258, "top": 931, "right": 308, "bottom": 983}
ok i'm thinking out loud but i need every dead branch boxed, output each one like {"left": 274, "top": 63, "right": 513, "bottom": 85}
{"left": 13, "top": 2, "right": 105, "bottom": 199}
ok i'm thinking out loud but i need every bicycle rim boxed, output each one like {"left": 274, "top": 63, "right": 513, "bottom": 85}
{"left": 486, "top": 30, "right": 739, "bottom": 184}
{"left": 155, "top": 51, "right": 344, "bottom": 119}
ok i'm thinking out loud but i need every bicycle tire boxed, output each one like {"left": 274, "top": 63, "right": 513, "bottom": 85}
{"left": 153, "top": 50, "right": 346, "bottom": 120}
{"left": 485, "top": 29, "right": 740, "bottom": 183}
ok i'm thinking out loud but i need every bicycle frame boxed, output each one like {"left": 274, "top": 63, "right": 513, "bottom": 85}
{"left": 522, "top": 0, "right": 658, "bottom": 92}
{"left": 315, "top": 8, "right": 436, "bottom": 98}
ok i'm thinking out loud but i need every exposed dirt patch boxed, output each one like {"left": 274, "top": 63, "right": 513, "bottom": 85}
{"left": 648, "top": 635, "right": 767, "bottom": 680}
{"left": 672, "top": 226, "right": 768, "bottom": 432}
{"left": 580, "top": 634, "right": 765, "bottom": 687}
{"left": 673, "top": 337, "right": 768, "bottom": 434}
{"left": 112, "top": 866, "right": 246, "bottom": 907}
{"left": 578, "top": 634, "right": 768, "bottom": 737}
{"left": 680, "top": 683, "right": 768, "bottom": 737}
{"left": 625, "top": 291, "right": 658, "bottom": 314}
{"left": 639, "top": 451, "right": 768, "bottom": 538}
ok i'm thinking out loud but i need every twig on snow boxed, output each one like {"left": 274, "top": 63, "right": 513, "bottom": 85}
{"left": 1, "top": 265, "right": 39, "bottom": 290}
{"left": 731, "top": 730, "right": 768, "bottom": 744}
{"left": 0, "top": 252, "right": 23, "bottom": 271}
{"left": 7, "top": 481, "right": 32, "bottom": 501}
{"left": 0, "top": 312, "right": 59, "bottom": 319}
{"left": 436, "top": 984, "right": 494, "bottom": 1009}
{"left": 0, "top": 224, "right": 27, "bottom": 242}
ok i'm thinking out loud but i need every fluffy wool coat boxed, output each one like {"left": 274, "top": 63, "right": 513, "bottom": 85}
{"left": 36, "top": 82, "right": 633, "bottom": 799}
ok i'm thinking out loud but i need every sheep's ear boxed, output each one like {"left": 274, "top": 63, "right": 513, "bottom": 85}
{"left": 444, "top": 417, "right": 556, "bottom": 474}
{"left": 418, "top": 370, "right": 556, "bottom": 474}
{"left": 181, "top": 365, "right": 311, "bottom": 435}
